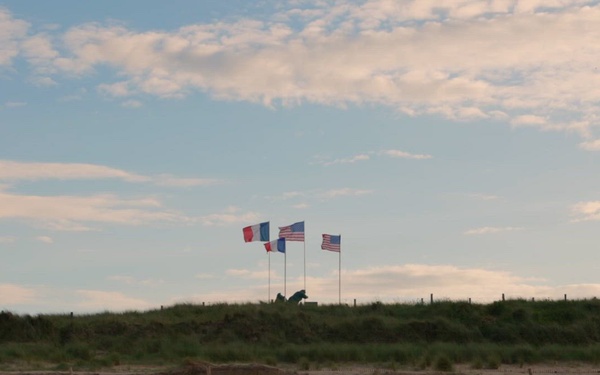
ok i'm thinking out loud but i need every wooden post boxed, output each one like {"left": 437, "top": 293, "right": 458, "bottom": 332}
{"left": 421, "top": 298, "right": 424, "bottom": 304}
{"left": 468, "top": 298, "right": 471, "bottom": 304}
{"left": 353, "top": 299, "right": 356, "bottom": 307}
{"left": 430, "top": 293, "right": 433, "bottom": 304}
{"left": 502, "top": 293, "right": 505, "bottom": 301}
{"left": 564, "top": 294, "right": 567, "bottom": 301}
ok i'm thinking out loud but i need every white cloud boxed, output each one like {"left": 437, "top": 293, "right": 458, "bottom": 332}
{"left": 0, "top": 160, "right": 147, "bottom": 182}
{"left": 381, "top": 149, "right": 433, "bottom": 160}
{"left": 4, "top": 101, "right": 26, "bottom": 108}
{"left": 0, "top": 8, "right": 29, "bottom": 66}
{"left": 468, "top": 193, "right": 500, "bottom": 201}
{"left": 29, "top": 76, "right": 57, "bottom": 86}
{"left": 579, "top": 139, "right": 600, "bottom": 151}
{"left": 226, "top": 268, "right": 270, "bottom": 280}
{"left": 268, "top": 188, "right": 372, "bottom": 203}
{"left": 14, "top": 1, "right": 599, "bottom": 138}
{"left": 0, "top": 283, "right": 36, "bottom": 305}
{"left": 572, "top": 201, "right": 600, "bottom": 221}
{"left": 320, "top": 188, "right": 373, "bottom": 199}
{"left": 199, "top": 206, "right": 260, "bottom": 226}
{"left": 511, "top": 115, "right": 547, "bottom": 127}
{"left": 178, "top": 264, "right": 600, "bottom": 305}
{"left": 0, "top": 236, "right": 16, "bottom": 243}
{"left": 0, "top": 160, "right": 220, "bottom": 187}
{"left": 153, "top": 174, "right": 220, "bottom": 187}
{"left": 268, "top": 191, "right": 306, "bottom": 201}
{"left": 464, "top": 226, "right": 523, "bottom": 235}
{"left": 122, "top": 99, "right": 143, "bottom": 108}
{"left": 76, "top": 290, "right": 152, "bottom": 312}
{"left": 107, "top": 275, "right": 164, "bottom": 286}
{"left": 195, "top": 273, "right": 214, "bottom": 279}
{"left": 0, "top": 191, "right": 188, "bottom": 230}
{"left": 36, "top": 235, "right": 53, "bottom": 244}
{"left": 321, "top": 154, "right": 370, "bottom": 166}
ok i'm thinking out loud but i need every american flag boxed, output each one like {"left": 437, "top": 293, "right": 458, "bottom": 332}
{"left": 321, "top": 234, "right": 341, "bottom": 252}
{"left": 278, "top": 221, "right": 305, "bottom": 241}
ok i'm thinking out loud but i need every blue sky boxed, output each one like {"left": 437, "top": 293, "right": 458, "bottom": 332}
{"left": 1, "top": 0, "right": 600, "bottom": 314}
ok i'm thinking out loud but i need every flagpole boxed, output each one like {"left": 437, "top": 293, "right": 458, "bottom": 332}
{"left": 303, "top": 237, "right": 306, "bottom": 291}
{"left": 284, "top": 251, "right": 287, "bottom": 297}
{"left": 339, "top": 249, "right": 341, "bottom": 305}
{"left": 268, "top": 252, "right": 271, "bottom": 303}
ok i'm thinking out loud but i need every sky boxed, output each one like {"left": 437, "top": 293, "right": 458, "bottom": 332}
{"left": 1, "top": 0, "right": 600, "bottom": 314}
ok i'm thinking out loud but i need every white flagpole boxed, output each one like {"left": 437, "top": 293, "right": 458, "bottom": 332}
{"left": 303, "top": 236, "right": 306, "bottom": 291}
{"left": 284, "top": 251, "right": 287, "bottom": 297}
{"left": 339, "top": 249, "right": 341, "bottom": 304}
{"left": 268, "top": 252, "right": 271, "bottom": 302}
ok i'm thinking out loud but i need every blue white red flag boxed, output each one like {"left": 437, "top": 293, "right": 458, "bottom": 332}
{"left": 242, "top": 222, "right": 269, "bottom": 242}
{"left": 278, "top": 221, "right": 305, "bottom": 241}
{"left": 264, "top": 238, "right": 285, "bottom": 253}
{"left": 321, "top": 234, "right": 341, "bottom": 252}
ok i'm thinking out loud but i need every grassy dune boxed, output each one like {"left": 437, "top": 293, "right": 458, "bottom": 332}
{"left": 2, "top": 299, "right": 600, "bottom": 370}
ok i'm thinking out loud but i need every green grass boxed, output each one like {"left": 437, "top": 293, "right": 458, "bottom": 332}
{"left": 3, "top": 299, "right": 600, "bottom": 368}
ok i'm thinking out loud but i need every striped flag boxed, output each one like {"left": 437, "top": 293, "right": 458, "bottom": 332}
{"left": 278, "top": 221, "right": 305, "bottom": 242}
{"left": 321, "top": 234, "right": 341, "bottom": 252}
{"left": 264, "top": 238, "right": 286, "bottom": 253}
{"left": 242, "top": 222, "right": 269, "bottom": 242}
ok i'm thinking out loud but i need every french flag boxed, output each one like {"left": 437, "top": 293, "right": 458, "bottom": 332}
{"left": 242, "top": 222, "right": 270, "bottom": 242}
{"left": 264, "top": 238, "right": 285, "bottom": 253}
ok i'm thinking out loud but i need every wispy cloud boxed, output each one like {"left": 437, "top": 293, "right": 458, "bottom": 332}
{"left": 468, "top": 193, "right": 500, "bottom": 201}
{"left": 0, "top": 236, "right": 16, "bottom": 243}
{"left": 121, "top": 99, "right": 143, "bottom": 108}
{"left": 0, "top": 160, "right": 219, "bottom": 187}
{"left": 76, "top": 290, "right": 152, "bottom": 311}
{"left": 579, "top": 140, "right": 600, "bottom": 151}
{"left": 464, "top": 226, "right": 523, "bottom": 235}
{"left": 317, "top": 149, "right": 431, "bottom": 166}
{"left": 107, "top": 275, "right": 164, "bottom": 286}
{"left": 572, "top": 201, "right": 600, "bottom": 221}
{"left": 176, "top": 264, "right": 600, "bottom": 305}
{"left": 36, "top": 235, "right": 53, "bottom": 244}
{"left": 4, "top": 101, "right": 26, "bottom": 108}
{"left": 268, "top": 188, "right": 373, "bottom": 202}
{"left": 226, "top": 269, "right": 270, "bottom": 280}
{"left": 320, "top": 154, "right": 370, "bottom": 166}
{"left": 199, "top": 206, "right": 260, "bottom": 226}
{"left": 381, "top": 149, "right": 433, "bottom": 160}
{"left": 0, "top": 283, "right": 36, "bottom": 305}
{"left": 4, "top": 264, "right": 600, "bottom": 311}
{"left": 0, "top": 191, "right": 188, "bottom": 231}
{"left": 319, "top": 188, "right": 373, "bottom": 199}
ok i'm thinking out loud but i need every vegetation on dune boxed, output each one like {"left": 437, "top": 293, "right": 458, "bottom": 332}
{"left": 2, "top": 299, "right": 600, "bottom": 370}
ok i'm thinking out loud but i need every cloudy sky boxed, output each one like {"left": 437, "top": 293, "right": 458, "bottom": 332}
{"left": 2, "top": 0, "right": 600, "bottom": 314}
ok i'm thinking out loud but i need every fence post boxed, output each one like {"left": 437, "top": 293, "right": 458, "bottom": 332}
{"left": 502, "top": 293, "right": 505, "bottom": 302}
{"left": 354, "top": 299, "right": 356, "bottom": 307}
{"left": 468, "top": 298, "right": 471, "bottom": 304}
{"left": 430, "top": 293, "right": 433, "bottom": 304}
{"left": 564, "top": 294, "right": 567, "bottom": 301}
